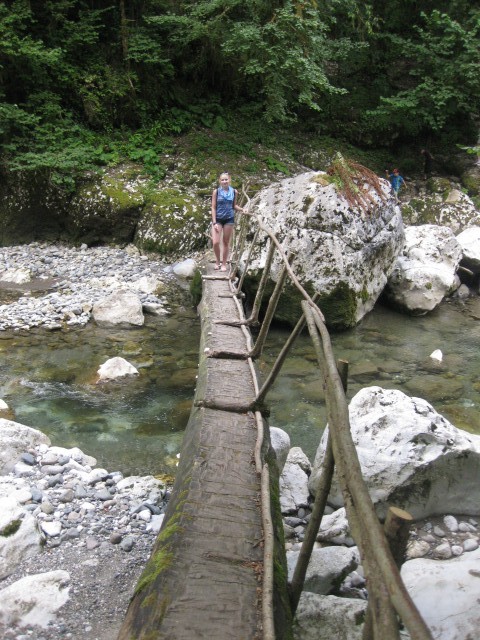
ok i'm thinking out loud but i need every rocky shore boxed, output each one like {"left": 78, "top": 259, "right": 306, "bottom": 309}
{"left": 0, "top": 427, "right": 169, "bottom": 640}
{"left": 0, "top": 242, "right": 179, "bottom": 332}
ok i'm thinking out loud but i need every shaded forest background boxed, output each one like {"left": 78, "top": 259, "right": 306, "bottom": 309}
{"left": 1, "top": 0, "right": 479, "bottom": 188}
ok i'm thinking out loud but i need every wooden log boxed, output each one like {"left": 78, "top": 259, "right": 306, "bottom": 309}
{"left": 384, "top": 506, "right": 413, "bottom": 569}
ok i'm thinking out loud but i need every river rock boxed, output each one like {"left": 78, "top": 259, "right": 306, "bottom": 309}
{"left": 0, "top": 570, "right": 70, "bottom": 629}
{"left": 287, "top": 546, "right": 358, "bottom": 595}
{"left": 293, "top": 592, "right": 367, "bottom": 640}
{"left": 384, "top": 224, "right": 462, "bottom": 315}
{"left": 0, "top": 419, "right": 50, "bottom": 474}
{"left": 401, "top": 548, "right": 480, "bottom": 640}
{"left": 269, "top": 426, "right": 291, "bottom": 472}
{"left": 92, "top": 289, "right": 144, "bottom": 327}
{"left": 309, "top": 386, "right": 480, "bottom": 519}
{"left": 0, "top": 496, "right": 43, "bottom": 579}
{"left": 456, "top": 225, "right": 480, "bottom": 273}
{"left": 279, "top": 447, "right": 311, "bottom": 514}
{"left": 97, "top": 357, "right": 139, "bottom": 382}
{"left": 173, "top": 258, "right": 197, "bottom": 278}
{"left": 240, "top": 170, "right": 404, "bottom": 329}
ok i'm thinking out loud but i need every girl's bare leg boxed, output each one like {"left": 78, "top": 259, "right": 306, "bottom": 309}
{"left": 211, "top": 224, "right": 222, "bottom": 267}
{"left": 221, "top": 224, "right": 233, "bottom": 270}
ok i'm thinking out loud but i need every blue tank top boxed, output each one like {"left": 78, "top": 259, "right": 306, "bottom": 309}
{"left": 216, "top": 186, "right": 235, "bottom": 220}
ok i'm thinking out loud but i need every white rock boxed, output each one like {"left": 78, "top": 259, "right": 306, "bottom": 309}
{"left": 463, "top": 538, "right": 479, "bottom": 552}
{"left": 269, "top": 427, "right": 291, "bottom": 472}
{"left": 279, "top": 451, "right": 311, "bottom": 514}
{"left": 402, "top": 548, "right": 480, "bottom": 640}
{"left": 173, "top": 259, "right": 197, "bottom": 278}
{"left": 137, "top": 509, "right": 152, "bottom": 522}
{"left": 116, "top": 475, "right": 166, "bottom": 503}
{"left": 385, "top": 225, "right": 462, "bottom": 315}
{"left": 310, "top": 387, "right": 480, "bottom": 519}
{"left": 146, "top": 514, "right": 165, "bottom": 534}
{"left": 406, "top": 540, "right": 431, "bottom": 560}
{"left": 40, "top": 520, "right": 62, "bottom": 537}
{"left": 0, "top": 268, "right": 31, "bottom": 284}
{"left": 287, "top": 546, "right": 358, "bottom": 595}
{"left": 242, "top": 171, "right": 403, "bottom": 328}
{"left": 92, "top": 289, "right": 144, "bottom": 326}
{"left": 456, "top": 225, "right": 480, "bottom": 273}
{"left": 97, "top": 357, "right": 139, "bottom": 382}
{"left": 0, "top": 571, "right": 70, "bottom": 629}
{"left": 429, "top": 349, "right": 443, "bottom": 362}
{"left": 131, "top": 275, "right": 164, "bottom": 294}
{"left": 0, "top": 497, "right": 43, "bottom": 579}
{"left": 294, "top": 592, "right": 367, "bottom": 640}
{"left": 0, "top": 399, "right": 9, "bottom": 410}
{"left": 0, "top": 418, "right": 50, "bottom": 475}
{"left": 316, "top": 508, "right": 353, "bottom": 546}
{"left": 443, "top": 515, "right": 459, "bottom": 532}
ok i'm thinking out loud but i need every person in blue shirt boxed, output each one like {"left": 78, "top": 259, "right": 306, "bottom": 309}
{"left": 211, "top": 172, "right": 244, "bottom": 271}
{"left": 385, "top": 168, "right": 406, "bottom": 201}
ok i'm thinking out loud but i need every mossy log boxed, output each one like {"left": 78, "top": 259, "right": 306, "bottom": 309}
{"left": 118, "top": 264, "right": 289, "bottom": 639}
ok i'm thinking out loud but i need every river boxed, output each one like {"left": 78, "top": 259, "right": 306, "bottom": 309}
{"left": 1, "top": 292, "right": 479, "bottom": 477}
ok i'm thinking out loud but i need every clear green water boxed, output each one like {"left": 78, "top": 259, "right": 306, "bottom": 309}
{"left": 1, "top": 295, "right": 479, "bottom": 475}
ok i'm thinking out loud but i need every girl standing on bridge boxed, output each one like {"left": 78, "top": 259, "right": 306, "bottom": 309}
{"left": 211, "top": 172, "right": 244, "bottom": 271}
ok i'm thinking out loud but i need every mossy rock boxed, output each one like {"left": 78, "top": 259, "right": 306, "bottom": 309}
{"left": 461, "top": 167, "right": 480, "bottom": 196}
{"left": 243, "top": 275, "right": 357, "bottom": 331}
{"left": 426, "top": 177, "right": 451, "bottom": 195}
{"left": 135, "top": 187, "right": 208, "bottom": 255}
{"left": 67, "top": 165, "right": 146, "bottom": 245}
{"left": 0, "top": 169, "right": 70, "bottom": 245}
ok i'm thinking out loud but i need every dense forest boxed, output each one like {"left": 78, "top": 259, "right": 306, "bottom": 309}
{"left": 1, "top": 0, "right": 479, "bottom": 185}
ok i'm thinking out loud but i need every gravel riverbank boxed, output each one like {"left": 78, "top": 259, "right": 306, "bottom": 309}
{"left": 0, "top": 242, "right": 177, "bottom": 332}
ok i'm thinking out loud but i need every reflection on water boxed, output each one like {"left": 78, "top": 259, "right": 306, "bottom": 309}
{"left": 1, "top": 295, "right": 479, "bottom": 475}
{"left": 262, "top": 298, "right": 480, "bottom": 463}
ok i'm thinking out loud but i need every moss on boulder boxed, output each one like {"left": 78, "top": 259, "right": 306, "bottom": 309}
{"left": 67, "top": 165, "right": 146, "bottom": 245}
{"left": 135, "top": 188, "right": 208, "bottom": 255}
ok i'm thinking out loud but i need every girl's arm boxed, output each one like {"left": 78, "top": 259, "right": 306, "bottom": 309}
{"left": 211, "top": 189, "right": 217, "bottom": 226}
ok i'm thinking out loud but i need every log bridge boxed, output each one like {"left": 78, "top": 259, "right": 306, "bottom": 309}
{"left": 118, "top": 195, "right": 435, "bottom": 640}
{"left": 118, "top": 261, "right": 284, "bottom": 639}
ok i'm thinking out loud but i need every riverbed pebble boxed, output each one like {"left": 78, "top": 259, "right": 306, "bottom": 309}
{"left": 0, "top": 243, "right": 176, "bottom": 331}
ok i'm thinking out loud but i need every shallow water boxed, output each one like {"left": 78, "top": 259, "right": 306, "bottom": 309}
{"left": 1, "top": 294, "right": 479, "bottom": 475}
{"left": 263, "top": 298, "right": 480, "bottom": 462}
{"left": 0, "top": 306, "right": 200, "bottom": 477}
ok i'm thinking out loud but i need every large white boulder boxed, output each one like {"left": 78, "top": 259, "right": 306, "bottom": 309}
{"left": 456, "top": 225, "right": 480, "bottom": 273}
{"left": 309, "top": 387, "right": 480, "bottom": 519}
{"left": 92, "top": 289, "right": 144, "bottom": 326}
{"left": 0, "top": 571, "right": 70, "bottom": 628}
{"left": 401, "top": 548, "right": 480, "bottom": 640}
{"left": 384, "top": 224, "right": 462, "bottom": 314}
{"left": 242, "top": 171, "right": 404, "bottom": 329}
{"left": 0, "top": 419, "right": 50, "bottom": 474}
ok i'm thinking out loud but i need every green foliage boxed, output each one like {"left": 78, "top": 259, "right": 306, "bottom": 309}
{"left": 365, "top": 9, "right": 480, "bottom": 138}
{"left": 0, "top": 0, "right": 478, "bottom": 178}
{"left": 264, "top": 156, "right": 289, "bottom": 175}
